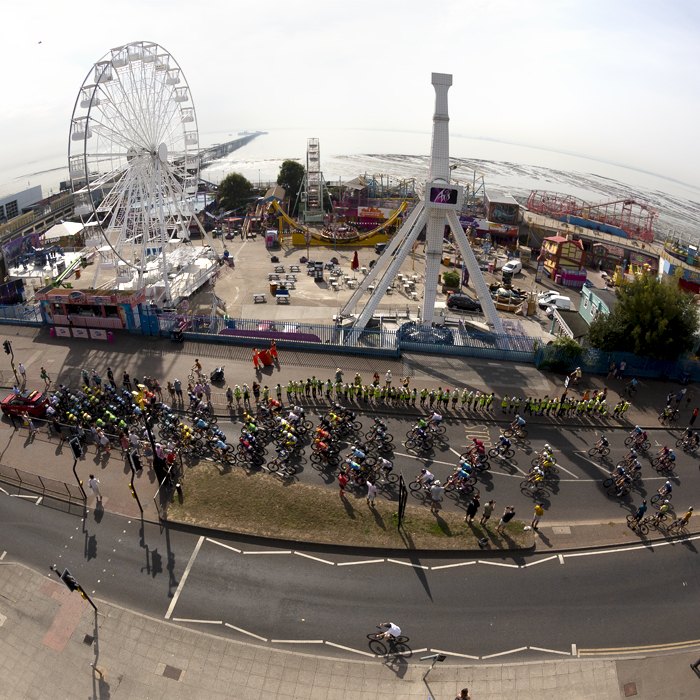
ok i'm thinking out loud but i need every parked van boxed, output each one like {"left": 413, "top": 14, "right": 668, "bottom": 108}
{"left": 538, "top": 294, "right": 571, "bottom": 311}
{"left": 374, "top": 242, "right": 387, "bottom": 255}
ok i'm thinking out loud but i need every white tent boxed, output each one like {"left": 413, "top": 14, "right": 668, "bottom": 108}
{"left": 42, "top": 221, "right": 86, "bottom": 241}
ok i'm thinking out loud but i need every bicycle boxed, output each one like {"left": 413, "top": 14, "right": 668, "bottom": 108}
{"left": 367, "top": 626, "right": 410, "bottom": 656}
{"left": 668, "top": 520, "right": 689, "bottom": 536}
{"left": 658, "top": 410, "right": 679, "bottom": 425}
{"left": 650, "top": 492, "right": 673, "bottom": 506}
{"left": 625, "top": 383, "right": 638, "bottom": 397}
{"left": 626, "top": 514, "right": 649, "bottom": 535}
{"left": 588, "top": 443, "right": 610, "bottom": 458}
{"left": 503, "top": 426, "right": 528, "bottom": 439}
{"left": 489, "top": 445, "right": 515, "bottom": 459}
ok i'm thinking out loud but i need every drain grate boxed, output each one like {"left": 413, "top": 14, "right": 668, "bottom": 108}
{"left": 624, "top": 682, "right": 637, "bottom": 697}
{"left": 162, "top": 665, "right": 183, "bottom": 682}
{"left": 83, "top": 634, "right": 94, "bottom": 646}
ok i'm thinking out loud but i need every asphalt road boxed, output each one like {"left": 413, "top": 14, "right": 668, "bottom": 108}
{"left": 3, "top": 486, "right": 700, "bottom": 662}
{"left": 241, "top": 406, "right": 695, "bottom": 524}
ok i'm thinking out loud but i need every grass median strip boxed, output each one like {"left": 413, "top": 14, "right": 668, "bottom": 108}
{"left": 166, "top": 463, "right": 533, "bottom": 550}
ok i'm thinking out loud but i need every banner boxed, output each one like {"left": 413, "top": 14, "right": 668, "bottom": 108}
{"left": 358, "top": 206, "right": 394, "bottom": 219}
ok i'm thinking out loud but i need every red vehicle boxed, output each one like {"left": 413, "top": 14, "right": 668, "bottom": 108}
{"left": 1, "top": 389, "right": 49, "bottom": 417}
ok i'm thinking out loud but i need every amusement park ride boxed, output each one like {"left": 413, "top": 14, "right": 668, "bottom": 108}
{"left": 340, "top": 73, "right": 505, "bottom": 335}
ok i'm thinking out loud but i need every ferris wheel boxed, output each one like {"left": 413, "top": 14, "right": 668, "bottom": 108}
{"left": 68, "top": 41, "right": 216, "bottom": 301}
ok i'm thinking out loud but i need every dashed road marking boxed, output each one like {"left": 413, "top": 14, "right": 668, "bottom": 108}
{"left": 224, "top": 623, "right": 268, "bottom": 642}
{"left": 530, "top": 646, "right": 571, "bottom": 656}
{"left": 520, "top": 556, "right": 558, "bottom": 568}
{"left": 336, "top": 559, "right": 385, "bottom": 567}
{"left": 294, "top": 552, "right": 334, "bottom": 565}
{"left": 387, "top": 559, "right": 430, "bottom": 570}
{"left": 481, "top": 646, "right": 528, "bottom": 659}
{"left": 270, "top": 639, "right": 324, "bottom": 644}
{"left": 206, "top": 538, "right": 241, "bottom": 553}
{"left": 0, "top": 551, "right": 6, "bottom": 560}
{"left": 478, "top": 560, "right": 519, "bottom": 569}
{"left": 242, "top": 550, "right": 292, "bottom": 555}
{"left": 172, "top": 618, "right": 222, "bottom": 625}
{"left": 325, "top": 641, "right": 375, "bottom": 657}
{"left": 431, "top": 562, "right": 477, "bottom": 571}
{"left": 558, "top": 555, "right": 565, "bottom": 564}
{"left": 429, "top": 648, "right": 479, "bottom": 660}
{"left": 572, "top": 643, "right": 578, "bottom": 657}
{"left": 165, "top": 535, "right": 204, "bottom": 620}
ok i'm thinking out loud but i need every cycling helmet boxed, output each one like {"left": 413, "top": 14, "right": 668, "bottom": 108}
{"left": 690, "top": 507, "right": 694, "bottom": 512}
{"left": 642, "top": 500, "right": 647, "bottom": 505}
{"left": 374, "top": 417, "right": 381, "bottom": 423}
{"left": 420, "top": 468, "right": 427, "bottom": 474}
{"left": 544, "top": 443, "right": 551, "bottom": 449}
{"left": 664, "top": 500, "right": 670, "bottom": 505}
{"left": 635, "top": 425, "right": 640, "bottom": 430}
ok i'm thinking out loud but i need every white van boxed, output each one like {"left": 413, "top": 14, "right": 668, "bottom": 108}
{"left": 538, "top": 294, "right": 571, "bottom": 311}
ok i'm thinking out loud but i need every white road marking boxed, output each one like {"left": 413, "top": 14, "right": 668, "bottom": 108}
{"left": 481, "top": 646, "right": 528, "bottom": 659}
{"left": 0, "top": 487, "right": 8, "bottom": 495}
{"left": 564, "top": 533, "right": 700, "bottom": 558}
{"left": 387, "top": 558, "right": 430, "bottom": 570}
{"left": 325, "top": 641, "right": 375, "bottom": 657}
{"left": 35, "top": 497, "right": 43, "bottom": 506}
{"left": 478, "top": 560, "right": 519, "bottom": 569}
{"left": 224, "top": 623, "right": 268, "bottom": 642}
{"left": 336, "top": 559, "right": 385, "bottom": 567}
{"left": 393, "top": 452, "right": 456, "bottom": 467}
{"left": 294, "top": 552, "right": 335, "bottom": 565}
{"left": 206, "top": 538, "right": 241, "bottom": 553}
{"left": 520, "top": 556, "right": 558, "bottom": 568}
{"left": 172, "top": 618, "right": 222, "bottom": 625}
{"left": 529, "top": 646, "right": 571, "bottom": 656}
{"left": 577, "top": 456, "right": 613, "bottom": 474}
{"left": 558, "top": 555, "right": 565, "bottom": 564}
{"left": 572, "top": 643, "right": 578, "bottom": 657}
{"left": 553, "top": 464, "right": 579, "bottom": 479}
{"left": 242, "top": 550, "right": 292, "bottom": 555}
{"left": 165, "top": 535, "right": 204, "bottom": 620}
{"left": 449, "top": 447, "right": 463, "bottom": 458}
{"left": 0, "top": 551, "right": 6, "bottom": 560}
{"left": 271, "top": 639, "right": 324, "bottom": 644}
{"left": 10, "top": 494, "right": 38, "bottom": 500}
{"left": 431, "top": 562, "right": 477, "bottom": 571}
{"left": 429, "top": 648, "right": 479, "bottom": 659}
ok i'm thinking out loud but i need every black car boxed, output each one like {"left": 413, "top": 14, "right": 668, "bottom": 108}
{"left": 446, "top": 294, "right": 482, "bottom": 312}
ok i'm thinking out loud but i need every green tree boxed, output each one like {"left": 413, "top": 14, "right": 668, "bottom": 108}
{"left": 218, "top": 172, "right": 253, "bottom": 212}
{"left": 588, "top": 275, "right": 699, "bottom": 360}
{"left": 277, "top": 160, "right": 305, "bottom": 215}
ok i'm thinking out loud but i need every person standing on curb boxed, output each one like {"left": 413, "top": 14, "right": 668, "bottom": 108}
{"left": 88, "top": 474, "right": 102, "bottom": 502}
{"left": 338, "top": 471, "right": 347, "bottom": 498}
{"left": 366, "top": 479, "right": 376, "bottom": 507}
{"left": 455, "top": 689, "right": 471, "bottom": 700}
{"left": 691, "top": 408, "right": 698, "bottom": 427}
{"left": 107, "top": 367, "right": 116, "bottom": 388}
{"left": 40, "top": 367, "right": 50, "bottom": 389}
{"left": 253, "top": 349, "right": 260, "bottom": 370}
{"left": 531, "top": 503, "right": 544, "bottom": 531}
{"left": 464, "top": 494, "right": 480, "bottom": 523}
{"left": 385, "top": 370, "right": 392, "bottom": 388}
{"left": 123, "top": 371, "right": 131, "bottom": 391}
{"left": 495, "top": 506, "right": 516, "bottom": 533}
{"left": 480, "top": 500, "right": 495, "bottom": 526}
{"left": 430, "top": 480, "right": 444, "bottom": 513}
{"left": 18, "top": 363, "right": 26, "bottom": 385}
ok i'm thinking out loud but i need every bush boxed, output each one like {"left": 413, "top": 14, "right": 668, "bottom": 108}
{"left": 442, "top": 271, "right": 460, "bottom": 287}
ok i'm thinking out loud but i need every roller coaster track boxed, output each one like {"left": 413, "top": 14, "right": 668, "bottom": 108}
{"left": 270, "top": 200, "right": 409, "bottom": 243}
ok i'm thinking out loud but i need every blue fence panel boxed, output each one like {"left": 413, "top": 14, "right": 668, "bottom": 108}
{"left": 400, "top": 331, "right": 537, "bottom": 363}
{"left": 0, "top": 304, "right": 43, "bottom": 326}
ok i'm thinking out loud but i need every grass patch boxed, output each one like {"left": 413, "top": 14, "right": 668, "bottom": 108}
{"left": 166, "top": 463, "right": 534, "bottom": 550}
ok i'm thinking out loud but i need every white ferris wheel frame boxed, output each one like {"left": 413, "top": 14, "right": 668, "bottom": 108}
{"left": 68, "top": 41, "right": 216, "bottom": 302}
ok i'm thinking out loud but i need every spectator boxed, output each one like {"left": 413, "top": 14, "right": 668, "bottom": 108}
{"left": 40, "top": 367, "right": 51, "bottom": 388}
{"left": 430, "top": 480, "right": 444, "bottom": 513}
{"left": 455, "top": 690, "right": 471, "bottom": 700}
{"left": 531, "top": 503, "right": 544, "bottom": 531}
{"left": 88, "top": 475, "right": 102, "bottom": 502}
{"left": 173, "top": 379, "right": 183, "bottom": 400}
{"left": 495, "top": 506, "right": 516, "bottom": 533}
{"left": 18, "top": 363, "right": 26, "bottom": 384}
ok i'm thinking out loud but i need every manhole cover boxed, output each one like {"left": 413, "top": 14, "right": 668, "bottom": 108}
{"left": 624, "top": 682, "right": 637, "bottom": 697}
{"left": 163, "top": 665, "right": 182, "bottom": 682}
{"left": 83, "top": 634, "right": 94, "bottom": 646}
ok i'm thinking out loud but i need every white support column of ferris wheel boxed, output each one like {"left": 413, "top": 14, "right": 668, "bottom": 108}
{"left": 339, "top": 202, "right": 425, "bottom": 318}
{"left": 155, "top": 161, "right": 172, "bottom": 303}
{"left": 354, "top": 207, "right": 429, "bottom": 330}
{"left": 446, "top": 209, "right": 505, "bottom": 334}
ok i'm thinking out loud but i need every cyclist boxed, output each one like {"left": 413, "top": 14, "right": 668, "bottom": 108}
{"left": 417, "top": 468, "right": 435, "bottom": 488}
{"left": 510, "top": 414, "right": 526, "bottom": 432}
{"left": 378, "top": 458, "right": 394, "bottom": 475}
{"left": 632, "top": 425, "right": 643, "bottom": 437}
{"left": 427, "top": 411, "right": 443, "bottom": 431}
{"left": 470, "top": 436, "right": 485, "bottom": 455}
{"left": 658, "top": 480, "right": 673, "bottom": 498}
{"left": 631, "top": 500, "right": 647, "bottom": 526}
{"left": 671, "top": 506, "right": 693, "bottom": 531}
{"left": 376, "top": 622, "right": 401, "bottom": 641}
{"left": 594, "top": 435, "right": 609, "bottom": 451}
{"left": 192, "top": 358, "right": 203, "bottom": 378}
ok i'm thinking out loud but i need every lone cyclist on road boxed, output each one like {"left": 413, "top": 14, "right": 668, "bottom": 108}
{"left": 377, "top": 622, "right": 401, "bottom": 641}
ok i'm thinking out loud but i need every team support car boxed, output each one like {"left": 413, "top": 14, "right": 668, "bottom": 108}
{"left": 446, "top": 294, "right": 482, "bottom": 312}
{"left": 1, "top": 389, "right": 49, "bottom": 417}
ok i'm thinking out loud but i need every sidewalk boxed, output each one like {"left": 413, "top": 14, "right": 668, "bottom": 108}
{"left": 0, "top": 561, "right": 697, "bottom": 700}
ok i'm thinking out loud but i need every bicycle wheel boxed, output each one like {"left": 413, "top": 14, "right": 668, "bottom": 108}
{"left": 676, "top": 438, "right": 685, "bottom": 448}
{"left": 517, "top": 429, "right": 528, "bottom": 439}
{"left": 408, "top": 480, "right": 423, "bottom": 492}
{"left": 488, "top": 448, "right": 500, "bottom": 458}
{"left": 587, "top": 447, "right": 601, "bottom": 457}
{"left": 624, "top": 436, "right": 634, "bottom": 447}
{"left": 640, "top": 441, "right": 650, "bottom": 451}
{"left": 651, "top": 457, "right": 660, "bottom": 467}
{"left": 503, "top": 448, "right": 515, "bottom": 459}
{"left": 405, "top": 439, "right": 418, "bottom": 450}
{"left": 503, "top": 429, "right": 514, "bottom": 438}
{"left": 626, "top": 514, "right": 637, "bottom": 525}
{"left": 475, "top": 460, "right": 490, "bottom": 472}
{"left": 637, "top": 522, "right": 649, "bottom": 535}
{"left": 434, "top": 425, "right": 446, "bottom": 436}
{"left": 603, "top": 478, "right": 614, "bottom": 487}
{"left": 384, "top": 473, "right": 399, "bottom": 485}
{"left": 363, "top": 455, "right": 377, "bottom": 467}
{"left": 352, "top": 421, "right": 362, "bottom": 432}
{"left": 650, "top": 493, "right": 663, "bottom": 505}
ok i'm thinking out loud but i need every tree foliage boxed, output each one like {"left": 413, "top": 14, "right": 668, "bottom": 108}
{"left": 218, "top": 172, "right": 253, "bottom": 212}
{"left": 277, "top": 160, "right": 305, "bottom": 215}
{"left": 587, "top": 275, "right": 699, "bottom": 360}
{"left": 551, "top": 335, "right": 584, "bottom": 362}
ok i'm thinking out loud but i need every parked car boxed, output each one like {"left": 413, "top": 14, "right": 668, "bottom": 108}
{"left": 502, "top": 260, "right": 522, "bottom": 275}
{"left": 397, "top": 322, "right": 454, "bottom": 346}
{"left": 538, "top": 294, "right": 571, "bottom": 311}
{"left": 374, "top": 242, "right": 387, "bottom": 255}
{"left": 1, "top": 389, "right": 48, "bottom": 417}
{"left": 446, "top": 294, "right": 482, "bottom": 312}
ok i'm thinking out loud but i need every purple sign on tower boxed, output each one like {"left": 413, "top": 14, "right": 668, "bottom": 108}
{"left": 429, "top": 187, "right": 458, "bottom": 205}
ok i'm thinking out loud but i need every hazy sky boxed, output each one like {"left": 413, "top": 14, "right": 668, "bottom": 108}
{"left": 2, "top": 0, "right": 699, "bottom": 187}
